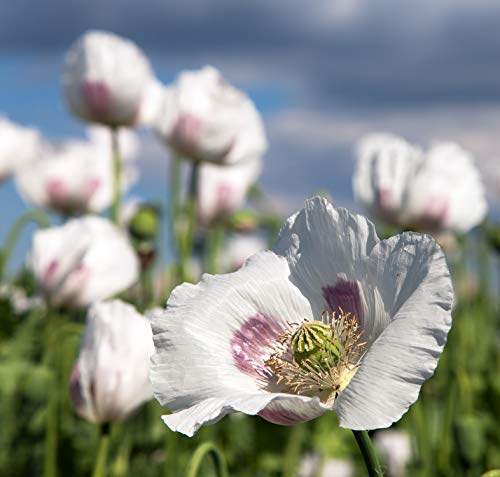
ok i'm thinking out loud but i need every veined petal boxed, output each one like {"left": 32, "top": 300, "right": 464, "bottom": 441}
{"left": 150, "top": 251, "right": 315, "bottom": 433}
{"left": 334, "top": 232, "right": 453, "bottom": 429}
{"left": 162, "top": 393, "right": 326, "bottom": 437}
{"left": 273, "top": 197, "right": 385, "bottom": 342}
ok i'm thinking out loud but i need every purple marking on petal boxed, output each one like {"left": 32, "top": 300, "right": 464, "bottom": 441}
{"left": 231, "top": 313, "right": 285, "bottom": 381}
{"left": 82, "top": 81, "right": 111, "bottom": 119}
{"left": 169, "top": 113, "right": 202, "bottom": 158}
{"left": 46, "top": 179, "right": 67, "bottom": 205}
{"left": 85, "top": 177, "right": 101, "bottom": 200}
{"left": 42, "top": 259, "right": 59, "bottom": 287}
{"left": 377, "top": 188, "right": 393, "bottom": 212}
{"left": 69, "top": 362, "right": 85, "bottom": 409}
{"left": 322, "top": 279, "right": 364, "bottom": 329}
{"left": 419, "top": 196, "right": 449, "bottom": 230}
{"left": 217, "top": 183, "right": 234, "bottom": 212}
{"left": 259, "top": 404, "right": 312, "bottom": 425}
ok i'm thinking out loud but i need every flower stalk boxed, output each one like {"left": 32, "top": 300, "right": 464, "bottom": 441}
{"left": 0, "top": 209, "right": 50, "bottom": 280}
{"left": 44, "top": 370, "right": 58, "bottom": 477}
{"left": 186, "top": 442, "right": 228, "bottom": 477}
{"left": 178, "top": 160, "right": 200, "bottom": 283}
{"left": 44, "top": 309, "right": 61, "bottom": 477}
{"left": 169, "top": 154, "right": 182, "bottom": 268}
{"left": 92, "top": 423, "right": 111, "bottom": 477}
{"left": 110, "top": 126, "right": 121, "bottom": 224}
{"left": 205, "top": 224, "right": 224, "bottom": 274}
{"left": 352, "top": 430, "right": 384, "bottom": 477}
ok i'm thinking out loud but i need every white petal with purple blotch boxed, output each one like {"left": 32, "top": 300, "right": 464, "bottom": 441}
{"left": 150, "top": 251, "right": 330, "bottom": 436}
{"left": 334, "top": 232, "right": 453, "bottom": 429}
{"left": 162, "top": 393, "right": 327, "bottom": 437}
{"left": 274, "top": 196, "right": 387, "bottom": 344}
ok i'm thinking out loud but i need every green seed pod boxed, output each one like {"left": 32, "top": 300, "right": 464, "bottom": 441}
{"left": 129, "top": 205, "right": 160, "bottom": 241}
{"left": 291, "top": 322, "right": 342, "bottom": 367}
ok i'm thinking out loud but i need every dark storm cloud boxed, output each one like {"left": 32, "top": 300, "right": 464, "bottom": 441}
{"left": 3, "top": 1, "right": 500, "bottom": 107}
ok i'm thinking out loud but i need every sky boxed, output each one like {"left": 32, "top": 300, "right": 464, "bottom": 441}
{"left": 2, "top": 0, "right": 500, "bottom": 266}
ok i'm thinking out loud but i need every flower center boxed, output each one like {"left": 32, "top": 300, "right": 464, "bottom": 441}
{"left": 265, "top": 309, "right": 366, "bottom": 405}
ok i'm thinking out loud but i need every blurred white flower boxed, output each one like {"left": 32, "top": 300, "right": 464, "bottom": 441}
{"left": 0, "top": 283, "right": 45, "bottom": 314}
{"left": 353, "top": 133, "right": 487, "bottom": 233}
{"left": 30, "top": 216, "right": 139, "bottom": 307}
{"left": 222, "top": 234, "right": 267, "bottom": 272}
{"left": 374, "top": 429, "right": 412, "bottom": 477}
{"left": 15, "top": 127, "right": 138, "bottom": 214}
{"left": 70, "top": 300, "right": 154, "bottom": 423}
{"left": 197, "top": 157, "right": 262, "bottom": 225}
{"left": 155, "top": 66, "right": 267, "bottom": 165}
{"left": 298, "top": 454, "right": 354, "bottom": 477}
{"left": 62, "top": 30, "right": 158, "bottom": 127}
{"left": 322, "top": 458, "right": 354, "bottom": 477}
{"left": 0, "top": 116, "right": 42, "bottom": 181}
{"left": 150, "top": 197, "right": 453, "bottom": 436}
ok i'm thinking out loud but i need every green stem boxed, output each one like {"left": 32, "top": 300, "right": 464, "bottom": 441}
{"left": 0, "top": 209, "right": 50, "bottom": 280}
{"left": 110, "top": 127, "right": 122, "bottom": 224}
{"left": 44, "top": 371, "right": 58, "bottom": 477}
{"left": 186, "top": 442, "right": 228, "bottom": 477}
{"left": 352, "top": 430, "right": 384, "bottom": 477}
{"left": 139, "top": 267, "right": 153, "bottom": 310}
{"left": 164, "top": 429, "right": 178, "bottom": 477}
{"left": 169, "top": 154, "right": 182, "bottom": 260}
{"left": 205, "top": 225, "right": 224, "bottom": 274}
{"left": 411, "top": 396, "right": 432, "bottom": 475}
{"left": 438, "top": 377, "right": 457, "bottom": 473}
{"left": 92, "top": 423, "right": 111, "bottom": 477}
{"left": 283, "top": 424, "right": 306, "bottom": 477}
{"left": 44, "top": 310, "right": 60, "bottom": 477}
{"left": 178, "top": 161, "right": 200, "bottom": 283}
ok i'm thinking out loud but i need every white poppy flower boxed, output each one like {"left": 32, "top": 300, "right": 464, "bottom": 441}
{"left": 62, "top": 30, "right": 158, "bottom": 127}
{"left": 0, "top": 116, "right": 43, "bottom": 181}
{"left": 222, "top": 233, "right": 267, "bottom": 272}
{"left": 150, "top": 197, "right": 453, "bottom": 436}
{"left": 15, "top": 127, "right": 138, "bottom": 214}
{"left": 197, "top": 157, "right": 262, "bottom": 225}
{"left": 70, "top": 300, "right": 154, "bottom": 423}
{"left": 373, "top": 430, "right": 411, "bottom": 477}
{"left": 353, "top": 133, "right": 487, "bottom": 233}
{"left": 30, "top": 216, "right": 139, "bottom": 307}
{"left": 154, "top": 66, "right": 267, "bottom": 165}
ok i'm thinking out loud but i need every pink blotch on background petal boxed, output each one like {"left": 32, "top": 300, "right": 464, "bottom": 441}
{"left": 42, "top": 259, "right": 59, "bottom": 287}
{"left": 46, "top": 179, "right": 67, "bottom": 204}
{"left": 378, "top": 188, "right": 393, "bottom": 211}
{"left": 216, "top": 183, "right": 234, "bottom": 212}
{"left": 170, "top": 114, "right": 202, "bottom": 154}
{"left": 69, "top": 362, "right": 85, "bottom": 409}
{"left": 231, "top": 313, "right": 285, "bottom": 381}
{"left": 423, "top": 196, "right": 448, "bottom": 226}
{"left": 322, "top": 279, "right": 364, "bottom": 329}
{"left": 82, "top": 81, "right": 111, "bottom": 118}
{"left": 85, "top": 177, "right": 101, "bottom": 201}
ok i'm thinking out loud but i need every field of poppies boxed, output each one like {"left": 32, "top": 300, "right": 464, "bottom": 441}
{"left": 1, "top": 30, "right": 500, "bottom": 477}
